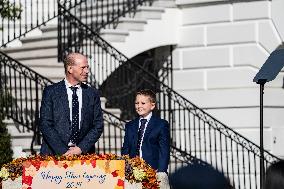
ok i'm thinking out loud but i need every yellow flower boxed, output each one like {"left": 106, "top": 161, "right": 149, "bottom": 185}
{"left": 0, "top": 167, "right": 9, "bottom": 180}
{"left": 133, "top": 167, "right": 146, "bottom": 182}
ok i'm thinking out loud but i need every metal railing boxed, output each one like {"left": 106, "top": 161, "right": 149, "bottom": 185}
{"left": 0, "top": 51, "right": 52, "bottom": 153}
{"left": 58, "top": 5, "right": 280, "bottom": 189}
{"left": 60, "top": 0, "right": 154, "bottom": 33}
{"left": 0, "top": 0, "right": 58, "bottom": 47}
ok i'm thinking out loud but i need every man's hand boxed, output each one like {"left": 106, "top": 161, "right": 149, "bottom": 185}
{"left": 64, "top": 146, "right": 82, "bottom": 156}
{"left": 157, "top": 172, "right": 170, "bottom": 189}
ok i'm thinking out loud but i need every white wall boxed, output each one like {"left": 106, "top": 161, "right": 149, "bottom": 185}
{"left": 173, "top": 0, "right": 284, "bottom": 156}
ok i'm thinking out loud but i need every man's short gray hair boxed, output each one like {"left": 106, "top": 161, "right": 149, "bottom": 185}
{"left": 63, "top": 53, "right": 85, "bottom": 74}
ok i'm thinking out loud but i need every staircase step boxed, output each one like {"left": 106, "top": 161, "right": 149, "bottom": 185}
{"left": 80, "top": 6, "right": 124, "bottom": 18}
{"left": 5, "top": 119, "right": 31, "bottom": 133}
{"left": 116, "top": 17, "right": 147, "bottom": 31}
{"left": 100, "top": 29, "right": 129, "bottom": 42}
{"left": 40, "top": 25, "right": 58, "bottom": 33}
{"left": 20, "top": 58, "right": 62, "bottom": 68}
{"left": 10, "top": 133, "right": 33, "bottom": 148}
{"left": 3, "top": 43, "right": 57, "bottom": 53}
{"left": 79, "top": 1, "right": 124, "bottom": 12}
{"left": 152, "top": 0, "right": 177, "bottom": 8}
{"left": 135, "top": 6, "right": 165, "bottom": 19}
{"left": 21, "top": 35, "right": 57, "bottom": 43}
{"left": 19, "top": 38, "right": 58, "bottom": 49}
{"left": 6, "top": 48, "right": 57, "bottom": 60}
{"left": 28, "top": 66, "right": 65, "bottom": 78}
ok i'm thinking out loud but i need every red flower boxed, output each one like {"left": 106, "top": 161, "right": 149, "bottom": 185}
{"left": 63, "top": 164, "right": 68, "bottom": 169}
{"left": 90, "top": 160, "right": 96, "bottom": 168}
{"left": 31, "top": 161, "right": 41, "bottom": 171}
{"left": 111, "top": 170, "right": 118, "bottom": 177}
{"left": 81, "top": 160, "right": 86, "bottom": 165}
{"left": 22, "top": 175, "right": 33, "bottom": 186}
{"left": 117, "top": 179, "right": 124, "bottom": 186}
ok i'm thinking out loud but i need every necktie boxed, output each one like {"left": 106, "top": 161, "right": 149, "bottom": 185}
{"left": 136, "top": 119, "right": 147, "bottom": 156}
{"left": 70, "top": 86, "right": 79, "bottom": 144}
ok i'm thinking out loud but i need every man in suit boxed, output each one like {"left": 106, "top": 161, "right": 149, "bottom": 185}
{"left": 122, "top": 89, "right": 170, "bottom": 187}
{"left": 39, "top": 52, "right": 103, "bottom": 156}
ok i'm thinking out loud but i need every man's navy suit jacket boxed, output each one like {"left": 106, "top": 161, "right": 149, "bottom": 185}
{"left": 39, "top": 80, "right": 103, "bottom": 155}
{"left": 122, "top": 116, "right": 170, "bottom": 172}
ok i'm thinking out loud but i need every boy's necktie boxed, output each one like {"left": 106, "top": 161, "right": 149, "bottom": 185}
{"left": 136, "top": 119, "right": 147, "bottom": 156}
{"left": 70, "top": 86, "right": 79, "bottom": 144}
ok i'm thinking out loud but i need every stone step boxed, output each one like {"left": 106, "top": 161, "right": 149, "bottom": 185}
{"left": 135, "top": 6, "right": 165, "bottom": 19}
{"left": 100, "top": 29, "right": 129, "bottom": 42}
{"left": 79, "top": 0, "right": 124, "bottom": 12}
{"left": 28, "top": 66, "right": 65, "bottom": 78}
{"left": 10, "top": 131, "right": 33, "bottom": 148}
{"left": 3, "top": 43, "right": 57, "bottom": 53}
{"left": 40, "top": 25, "right": 58, "bottom": 33}
{"left": 116, "top": 17, "right": 147, "bottom": 31}
{"left": 80, "top": 5, "right": 124, "bottom": 17}
{"left": 6, "top": 48, "right": 57, "bottom": 60}
{"left": 20, "top": 57, "right": 61, "bottom": 67}
{"left": 21, "top": 34, "right": 58, "bottom": 43}
{"left": 21, "top": 38, "right": 58, "bottom": 49}
{"left": 152, "top": 0, "right": 177, "bottom": 8}
{"left": 5, "top": 119, "right": 31, "bottom": 133}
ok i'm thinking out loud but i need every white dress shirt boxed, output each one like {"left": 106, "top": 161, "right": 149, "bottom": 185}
{"left": 64, "top": 79, "right": 83, "bottom": 129}
{"left": 138, "top": 112, "right": 152, "bottom": 158}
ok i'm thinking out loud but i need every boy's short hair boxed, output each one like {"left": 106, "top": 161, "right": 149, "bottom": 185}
{"left": 136, "top": 89, "right": 156, "bottom": 103}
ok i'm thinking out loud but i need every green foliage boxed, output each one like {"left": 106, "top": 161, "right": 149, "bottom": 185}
{"left": 0, "top": 0, "right": 21, "bottom": 19}
{"left": 0, "top": 89, "right": 13, "bottom": 167}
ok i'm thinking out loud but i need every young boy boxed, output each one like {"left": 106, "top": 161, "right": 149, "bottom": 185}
{"left": 122, "top": 89, "right": 170, "bottom": 175}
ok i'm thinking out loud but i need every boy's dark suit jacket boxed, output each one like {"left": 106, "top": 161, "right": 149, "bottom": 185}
{"left": 39, "top": 80, "right": 103, "bottom": 155}
{"left": 122, "top": 116, "right": 170, "bottom": 172}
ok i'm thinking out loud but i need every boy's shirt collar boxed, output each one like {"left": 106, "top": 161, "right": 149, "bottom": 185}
{"left": 140, "top": 112, "right": 152, "bottom": 123}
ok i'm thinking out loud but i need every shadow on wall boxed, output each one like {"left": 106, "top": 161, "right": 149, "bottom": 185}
{"left": 170, "top": 163, "right": 234, "bottom": 189}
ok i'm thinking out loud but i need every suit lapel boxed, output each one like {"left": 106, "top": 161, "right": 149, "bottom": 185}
{"left": 132, "top": 118, "right": 140, "bottom": 147}
{"left": 56, "top": 80, "right": 70, "bottom": 123}
{"left": 144, "top": 116, "right": 155, "bottom": 137}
